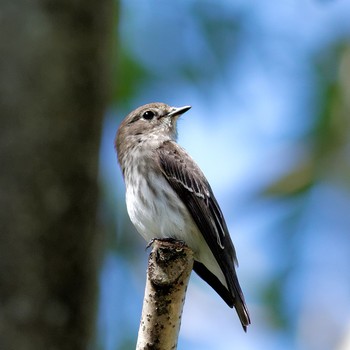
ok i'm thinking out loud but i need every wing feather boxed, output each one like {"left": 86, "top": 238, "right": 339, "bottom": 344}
{"left": 156, "top": 141, "right": 250, "bottom": 330}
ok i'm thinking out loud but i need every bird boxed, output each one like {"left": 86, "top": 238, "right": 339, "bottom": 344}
{"left": 115, "top": 102, "right": 250, "bottom": 331}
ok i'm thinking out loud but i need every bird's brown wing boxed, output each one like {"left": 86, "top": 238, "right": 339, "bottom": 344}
{"left": 156, "top": 141, "right": 250, "bottom": 330}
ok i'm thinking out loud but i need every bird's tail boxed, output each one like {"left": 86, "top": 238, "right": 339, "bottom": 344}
{"left": 229, "top": 272, "right": 251, "bottom": 332}
{"left": 193, "top": 261, "right": 251, "bottom": 330}
{"left": 234, "top": 295, "right": 250, "bottom": 332}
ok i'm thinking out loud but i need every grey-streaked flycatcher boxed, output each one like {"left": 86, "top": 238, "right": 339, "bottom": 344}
{"left": 115, "top": 102, "right": 250, "bottom": 331}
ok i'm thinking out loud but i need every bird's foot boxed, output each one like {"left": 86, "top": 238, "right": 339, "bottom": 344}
{"left": 146, "top": 237, "right": 186, "bottom": 250}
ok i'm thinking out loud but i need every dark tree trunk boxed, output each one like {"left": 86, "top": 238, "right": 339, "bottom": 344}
{"left": 0, "top": 1, "right": 114, "bottom": 349}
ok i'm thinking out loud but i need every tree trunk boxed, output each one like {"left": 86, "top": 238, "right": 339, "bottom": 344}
{"left": 0, "top": 1, "right": 114, "bottom": 349}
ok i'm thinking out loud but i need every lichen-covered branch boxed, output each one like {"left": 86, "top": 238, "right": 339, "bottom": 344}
{"left": 136, "top": 240, "right": 194, "bottom": 350}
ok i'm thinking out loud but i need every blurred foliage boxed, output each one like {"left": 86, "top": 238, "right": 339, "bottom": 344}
{"left": 113, "top": 50, "right": 151, "bottom": 104}
{"left": 182, "top": 3, "right": 243, "bottom": 83}
{"left": 261, "top": 41, "right": 350, "bottom": 333}
{"left": 112, "top": 1, "right": 245, "bottom": 108}
{"left": 263, "top": 276, "right": 289, "bottom": 329}
{"left": 266, "top": 42, "right": 350, "bottom": 197}
{"left": 100, "top": 1, "right": 350, "bottom": 349}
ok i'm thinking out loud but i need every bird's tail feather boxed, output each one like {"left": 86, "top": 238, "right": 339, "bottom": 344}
{"left": 193, "top": 261, "right": 250, "bottom": 331}
{"left": 229, "top": 271, "right": 251, "bottom": 331}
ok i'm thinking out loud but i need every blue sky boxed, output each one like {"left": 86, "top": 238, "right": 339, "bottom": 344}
{"left": 97, "top": 1, "right": 350, "bottom": 349}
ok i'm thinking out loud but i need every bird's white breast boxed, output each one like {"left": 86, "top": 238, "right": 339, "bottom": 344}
{"left": 123, "top": 147, "right": 227, "bottom": 288}
{"left": 126, "top": 168, "right": 194, "bottom": 243}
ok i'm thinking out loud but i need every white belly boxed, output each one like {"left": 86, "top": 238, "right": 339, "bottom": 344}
{"left": 126, "top": 171, "right": 193, "bottom": 242}
{"left": 125, "top": 170, "right": 227, "bottom": 288}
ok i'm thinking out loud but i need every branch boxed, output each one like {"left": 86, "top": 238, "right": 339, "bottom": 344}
{"left": 136, "top": 240, "right": 194, "bottom": 350}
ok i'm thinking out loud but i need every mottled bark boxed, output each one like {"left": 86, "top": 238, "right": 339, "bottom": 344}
{"left": 137, "top": 240, "right": 194, "bottom": 350}
{"left": 0, "top": 1, "right": 114, "bottom": 349}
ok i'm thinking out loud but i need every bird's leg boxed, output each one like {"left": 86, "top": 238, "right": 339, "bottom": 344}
{"left": 146, "top": 238, "right": 156, "bottom": 250}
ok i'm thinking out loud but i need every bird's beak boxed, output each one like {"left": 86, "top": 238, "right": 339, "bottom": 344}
{"left": 168, "top": 105, "right": 191, "bottom": 118}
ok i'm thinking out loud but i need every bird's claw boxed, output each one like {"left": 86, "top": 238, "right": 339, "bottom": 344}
{"left": 146, "top": 238, "right": 186, "bottom": 250}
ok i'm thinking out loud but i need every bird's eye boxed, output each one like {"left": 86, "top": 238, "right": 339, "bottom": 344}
{"left": 142, "top": 111, "right": 155, "bottom": 120}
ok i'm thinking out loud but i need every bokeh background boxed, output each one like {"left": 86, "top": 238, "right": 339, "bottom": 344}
{"left": 97, "top": 1, "right": 350, "bottom": 350}
{"left": 2, "top": 1, "right": 350, "bottom": 350}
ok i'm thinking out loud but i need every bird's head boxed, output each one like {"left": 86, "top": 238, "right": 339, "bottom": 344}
{"left": 115, "top": 102, "right": 191, "bottom": 158}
